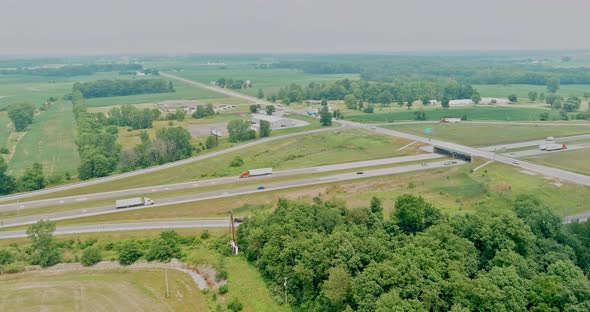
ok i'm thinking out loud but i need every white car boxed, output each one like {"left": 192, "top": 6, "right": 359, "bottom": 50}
{"left": 546, "top": 137, "right": 554, "bottom": 141}
{"left": 512, "top": 160, "right": 520, "bottom": 165}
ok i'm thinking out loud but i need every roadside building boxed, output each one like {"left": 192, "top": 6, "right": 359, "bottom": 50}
{"left": 449, "top": 99, "right": 474, "bottom": 106}
{"left": 480, "top": 97, "right": 510, "bottom": 104}
{"left": 251, "top": 114, "right": 297, "bottom": 129}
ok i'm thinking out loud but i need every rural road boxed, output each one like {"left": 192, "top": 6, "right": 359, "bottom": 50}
{"left": 0, "top": 154, "right": 441, "bottom": 212}
{"left": 0, "top": 219, "right": 231, "bottom": 239}
{"left": 0, "top": 159, "right": 463, "bottom": 228}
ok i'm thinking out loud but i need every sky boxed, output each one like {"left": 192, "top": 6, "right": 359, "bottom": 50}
{"left": 1, "top": 0, "right": 589, "bottom": 56}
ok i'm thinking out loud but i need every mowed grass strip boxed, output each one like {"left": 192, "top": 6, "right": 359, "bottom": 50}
{"left": 19, "top": 128, "right": 417, "bottom": 200}
{"left": 385, "top": 123, "right": 590, "bottom": 147}
{"left": 0, "top": 113, "right": 13, "bottom": 148}
{"left": 346, "top": 106, "right": 560, "bottom": 123}
{"left": 8, "top": 101, "right": 79, "bottom": 176}
{"left": 0, "top": 269, "right": 208, "bottom": 312}
{"left": 523, "top": 148, "right": 590, "bottom": 176}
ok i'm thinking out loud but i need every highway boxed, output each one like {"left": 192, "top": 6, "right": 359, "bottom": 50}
{"left": 0, "top": 124, "right": 344, "bottom": 203}
{"left": 0, "top": 159, "right": 463, "bottom": 228}
{"left": 0, "top": 154, "right": 442, "bottom": 212}
{"left": 480, "top": 134, "right": 590, "bottom": 152}
{"left": 503, "top": 143, "right": 590, "bottom": 158}
{"left": 0, "top": 219, "right": 231, "bottom": 239}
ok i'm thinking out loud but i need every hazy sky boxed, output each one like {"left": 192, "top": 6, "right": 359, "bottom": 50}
{"left": 1, "top": 0, "right": 589, "bottom": 55}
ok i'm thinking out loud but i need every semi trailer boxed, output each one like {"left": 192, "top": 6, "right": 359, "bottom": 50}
{"left": 115, "top": 197, "right": 154, "bottom": 209}
{"left": 239, "top": 168, "right": 273, "bottom": 178}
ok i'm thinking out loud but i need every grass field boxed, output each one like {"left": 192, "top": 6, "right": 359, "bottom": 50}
{"left": 523, "top": 148, "right": 590, "bottom": 176}
{"left": 8, "top": 101, "right": 79, "bottom": 176}
{"left": 346, "top": 106, "right": 562, "bottom": 123}
{"left": 0, "top": 269, "right": 208, "bottom": 311}
{"left": 174, "top": 65, "right": 359, "bottom": 97}
{"left": 0, "top": 113, "right": 13, "bottom": 149}
{"left": 474, "top": 84, "right": 590, "bottom": 99}
{"left": 18, "top": 128, "right": 417, "bottom": 201}
{"left": 385, "top": 123, "right": 590, "bottom": 146}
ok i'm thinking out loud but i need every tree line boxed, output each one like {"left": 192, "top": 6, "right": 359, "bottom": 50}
{"left": 215, "top": 78, "right": 253, "bottom": 89}
{"left": 72, "top": 78, "right": 174, "bottom": 98}
{"left": 0, "top": 63, "right": 142, "bottom": 77}
{"left": 238, "top": 194, "right": 590, "bottom": 311}
{"left": 273, "top": 78, "right": 477, "bottom": 109}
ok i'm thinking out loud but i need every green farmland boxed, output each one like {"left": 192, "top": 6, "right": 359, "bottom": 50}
{"left": 474, "top": 84, "right": 590, "bottom": 100}
{"left": 386, "top": 122, "right": 590, "bottom": 146}
{"left": 346, "top": 106, "right": 561, "bottom": 123}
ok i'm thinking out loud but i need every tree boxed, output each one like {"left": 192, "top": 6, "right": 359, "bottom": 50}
{"left": 539, "top": 112, "right": 549, "bottom": 121}
{"left": 370, "top": 196, "right": 383, "bottom": 217}
{"left": 7, "top": 103, "right": 35, "bottom": 131}
{"left": 563, "top": 97, "right": 581, "bottom": 112}
{"left": 259, "top": 120, "right": 271, "bottom": 138}
{"left": 156, "top": 127, "right": 193, "bottom": 161}
{"left": 546, "top": 78, "right": 560, "bottom": 93}
{"left": 471, "top": 92, "right": 482, "bottom": 105}
{"left": 528, "top": 91, "right": 538, "bottom": 102}
{"left": 321, "top": 99, "right": 328, "bottom": 106}
{"left": 257, "top": 88, "right": 264, "bottom": 99}
{"left": 265, "top": 105, "right": 275, "bottom": 115}
{"left": 118, "top": 240, "right": 142, "bottom": 265}
{"left": 322, "top": 266, "right": 352, "bottom": 308}
{"left": 441, "top": 96, "right": 450, "bottom": 109}
{"left": 230, "top": 156, "right": 244, "bottom": 167}
{"left": 363, "top": 105, "right": 374, "bottom": 113}
{"left": 227, "top": 120, "right": 256, "bottom": 142}
{"left": 78, "top": 147, "right": 117, "bottom": 180}
{"left": 393, "top": 194, "right": 443, "bottom": 234}
{"left": 344, "top": 94, "right": 357, "bottom": 110}
{"left": 205, "top": 135, "right": 218, "bottom": 149}
{"left": 320, "top": 106, "right": 332, "bottom": 126}
{"left": 332, "top": 109, "right": 342, "bottom": 119}
{"left": 0, "top": 157, "right": 15, "bottom": 195}
{"left": 249, "top": 104, "right": 258, "bottom": 114}
{"left": 145, "top": 237, "right": 181, "bottom": 262}
{"left": 81, "top": 247, "right": 102, "bottom": 266}
{"left": 508, "top": 94, "right": 518, "bottom": 103}
{"left": 26, "top": 220, "right": 61, "bottom": 267}
{"left": 18, "top": 162, "right": 46, "bottom": 191}
{"left": 227, "top": 298, "right": 243, "bottom": 312}
{"left": 0, "top": 249, "right": 14, "bottom": 265}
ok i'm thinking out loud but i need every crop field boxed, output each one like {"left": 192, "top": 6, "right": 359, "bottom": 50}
{"left": 174, "top": 65, "right": 359, "bottom": 97}
{"left": 523, "top": 148, "right": 590, "bottom": 176}
{"left": 8, "top": 101, "right": 79, "bottom": 176}
{"left": 0, "top": 269, "right": 207, "bottom": 311}
{"left": 84, "top": 78, "right": 226, "bottom": 107}
{"left": 474, "top": 84, "right": 590, "bottom": 99}
{"left": 385, "top": 123, "right": 590, "bottom": 146}
{"left": 346, "top": 106, "right": 561, "bottom": 123}
{"left": 21, "top": 128, "right": 419, "bottom": 199}
{"left": 0, "top": 75, "right": 74, "bottom": 109}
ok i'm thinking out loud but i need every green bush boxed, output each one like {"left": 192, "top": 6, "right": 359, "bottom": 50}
{"left": 216, "top": 269, "right": 228, "bottom": 282}
{"left": 0, "top": 249, "right": 14, "bottom": 265}
{"left": 0, "top": 263, "right": 25, "bottom": 274}
{"left": 218, "top": 284, "right": 229, "bottom": 295}
{"left": 227, "top": 298, "right": 243, "bottom": 312}
{"left": 81, "top": 247, "right": 102, "bottom": 266}
{"left": 0, "top": 147, "right": 8, "bottom": 154}
{"left": 229, "top": 156, "right": 244, "bottom": 167}
{"left": 200, "top": 230, "right": 210, "bottom": 239}
{"left": 117, "top": 240, "right": 142, "bottom": 265}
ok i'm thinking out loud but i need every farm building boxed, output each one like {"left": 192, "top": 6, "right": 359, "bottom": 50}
{"left": 158, "top": 100, "right": 200, "bottom": 114}
{"left": 251, "top": 114, "right": 297, "bottom": 129}
{"left": 480, "top": 97, "right": 510, "bottom": 104}
{"left": 449, "top": 99, "right": 474, "bottom": 106}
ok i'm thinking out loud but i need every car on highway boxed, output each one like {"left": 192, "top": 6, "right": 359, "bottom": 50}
{"left": 451, "top": 160, "right": 458, "bottom": 164}
{"left": 512, "top": 160, "right": 520, "bottom": 165}
{"left": 257, "top": 186, "right": 265, "bottom": 190}
{"left": 444, "top": 161, "right": 452, "bottom": 165}
{"left": 233, "top": 217, "right": 244, "bottom": 223}
{"left": 356, "top": 171, "right": 364, "bottom": 175}
{"left": 546, "top": 136, "right": 555, "bottom": 141}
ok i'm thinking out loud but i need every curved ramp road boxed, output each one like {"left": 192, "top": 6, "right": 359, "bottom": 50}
{"left": 0, "top": 159, "right": 463, "bottom": 228}
{"left": 0, "top": 154, "right": 442, "bottom": 212}
{"left": 0, "top": 219, "right": 231, "bottom": 239}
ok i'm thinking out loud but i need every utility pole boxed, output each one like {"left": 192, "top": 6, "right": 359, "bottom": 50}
{"left": 165, "top": 269, "right": 170, "bottom": 298}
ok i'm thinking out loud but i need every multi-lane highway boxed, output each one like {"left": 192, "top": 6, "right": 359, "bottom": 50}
{"left": 480, "top": 134, "right": 590, "bottom": 152}
{"left": 503, "top": 142, "right": 590, "bottom": 158}
{"left": 0, "top": 154, "right": 441, "bottom": 213}
{"left": 0, "top": 159, "right": 463, "bottom": 228}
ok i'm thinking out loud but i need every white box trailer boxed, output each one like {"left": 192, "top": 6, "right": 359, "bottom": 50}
{"left": 539, "top": 144, "right": 566, "bottom": 151}
{"left": 239, "top": 168, "right": 273, "bottom": 178}
{"left": 440, "top": 118, "right": 461, "bottom": 123}
{"left": 115, "top": 197, "right": 154, "bottom": 209}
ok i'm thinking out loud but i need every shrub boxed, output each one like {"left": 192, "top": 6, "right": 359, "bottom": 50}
{"left": 118, "top": 240, "right": 142, "bottom": 265}
{"left": 145, "top": 238, "right": 181, "bottom": 262}
{"left": 216, "top": 269, "right": 229, "bottom": 282}
{"left": 229, "top": 156, "right": 244, "bottom": 167}
{"left": 227, "top": 298, "right": 243, "bottom": 312}
{"left": 218, "top": 284, "right": 229, "bottom": 295}
{"left": 200, "top": 230, "right": 210, "bottom": 239}
{"left": 81, "top": 247, "right": 102, "bottom": 266}
{"left": 0, "top": 249, "right": 14, "bottom": 265}
{"left": 0, "top": 147, "right": 8, "bottom": 154}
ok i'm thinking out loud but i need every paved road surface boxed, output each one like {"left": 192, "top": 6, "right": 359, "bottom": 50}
{"left": 480, "top": 134, "right": 590, "bottom": 152}
{"left": 374, "top": 121, "right": 590, "bottom": 127}
{"left": 0, "top": 159, "right": 463, "bottom": 228}
{"left": 504, "top": 143, "right": 590, "bottom": 158}
{"left": 565, "top": 212, "right": 590, "bottom": 224}
{"left": 0, "top": 154, "right": 441, "bottom": 212}
{"left": 0, "top": 125, "right": 344, "bottom": 203}
{"left": 0, "top": 219, "right": 231, "bottom": 239}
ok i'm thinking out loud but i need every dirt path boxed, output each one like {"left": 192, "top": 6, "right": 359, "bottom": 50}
{"left": 26, "top": 259, "right": 212, "bottom": 290}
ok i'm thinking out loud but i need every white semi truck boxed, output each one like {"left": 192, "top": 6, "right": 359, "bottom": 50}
{"left": 115, "top": 197, "right": 154, "bottom": 209}
{"left": 539, "top": 144, "right": 567, "bottom": 151}
{"left": 239, "top": 168, "right": 273, "bottom": 178}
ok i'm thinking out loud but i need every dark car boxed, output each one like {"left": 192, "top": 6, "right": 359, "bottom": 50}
{"left": 233, "top": 217, "right": 244, "bottom": 223}
{"left": 356, "top": 171, "right": 364, "bottom": 175}
{"left": 257, "top": 186, "right": 265, "bottom": 190}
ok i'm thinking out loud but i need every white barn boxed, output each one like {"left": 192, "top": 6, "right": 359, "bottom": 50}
{"left": 449, "top": 99, "right": 474, "bottom": 106}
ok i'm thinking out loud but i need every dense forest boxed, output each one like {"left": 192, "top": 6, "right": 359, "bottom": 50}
{"left": 238, "top": 194, "right": 590, "bottom": 312}
{"left": 72, "top": 79, "right": 174, "bottom": 98}
{"left": 0, "top": 64, "right": 142, "bottom": 77}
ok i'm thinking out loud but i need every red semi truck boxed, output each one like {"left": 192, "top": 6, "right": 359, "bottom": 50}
{"left": 239, "top": 168, "right": 273, "bottom": 178}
